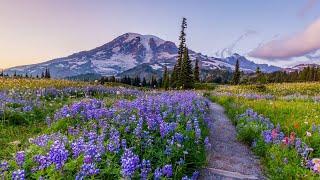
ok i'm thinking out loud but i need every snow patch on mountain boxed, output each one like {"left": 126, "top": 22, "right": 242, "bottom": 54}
{"left": 4, "top": 32, "right": 281, "bottom": 78}
{"left": 150, "top": 64, "right": 162, "bottom": 70}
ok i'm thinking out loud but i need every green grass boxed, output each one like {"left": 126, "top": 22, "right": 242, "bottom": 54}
{"left": 0, "top": 94, "right": 131, "bottom": 160}
{"left": 215, "top": 82, "right": 320, "bottom": 96}
{"left": 209, "top": 95, "right": 320, "bottom": 179}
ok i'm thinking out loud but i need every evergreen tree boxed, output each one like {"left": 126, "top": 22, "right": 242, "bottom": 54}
{"left": 150, "top": 76, "right": 157, "bottom": 88}
{"left": 171, "top": 17, "right": 187, "bottom": 88}
{"left": 142, "top": 77, "right": 147, "bottom": 87}
{"left": 45, "top": 68, "right": 48, "bottom": 78}
{"left": 47, "top": 68, "right": 51, "bottom": 78}
{"left": 0, "top": 70, "right": 3, "bottom": 77}
{"left": 180, "top": 47, "right": 194, "bottom": 89}
{"left": 13, "top": 71, "right": 17, "bottom": 77}
{"left": 110, "top": 76, "right": 116, "bottom": 82}
{"left": 44, "top": 68, "right": 51, "bottom": 79}
{"left": 194, "top": 59, "right": 200, "bottom": 82}
{"left": 163, "top": 66, "right": 170, "bottom": 90}
{"left": 256, "top": 67, "right": 261, "bottom": 74}
{"left": 158, "top": 77, "right": 163, "bottom": 88}
{"left": 232, "top": 59, "right": 241, "bottom": 85}
{"left": 170, "top": 66, "right": 177, "bottom": 87}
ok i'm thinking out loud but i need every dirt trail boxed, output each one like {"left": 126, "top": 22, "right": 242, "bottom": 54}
{"left": 200, "top": 101, "right": 265, "bottom": 180}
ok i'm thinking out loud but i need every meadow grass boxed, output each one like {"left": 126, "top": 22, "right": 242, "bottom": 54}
{"left": 209, "top": 82, "right": 320, "bottom": 178}
{"left": 215, "top": 82, "right": 320, "bottom": 96}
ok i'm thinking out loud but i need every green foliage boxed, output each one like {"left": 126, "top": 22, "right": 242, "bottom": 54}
{"left": 264, "top": 145, "right": 313, "bottom": 179}
{"left": 194, "top": 83, "right": 217, "bottom": 90}
{"left": 171, "top": 17, "right": 195, "bottom": 89}
{"left": 194, "top": 59, "right": 200, "bottom": 82}
{"left": 211, "top": 83, "right": 320, "bottom": 179}
{"left": 180, "top": 48, "right": 194, "bottom": 89}
{"left": 252, "top": 138, "right": 269, "bottom": 157}
{"left": 232, "top": 59, "right": 241, "bottom": 85}
{"left": 236, "top": 120, "right": 265, "bottom": 145}
{"left": 162, "top": 66, "right": 170, "bottom": 90}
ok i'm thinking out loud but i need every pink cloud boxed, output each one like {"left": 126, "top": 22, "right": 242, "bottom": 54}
{"left": 249, "top": 18, "right": 320, "bottom": 60}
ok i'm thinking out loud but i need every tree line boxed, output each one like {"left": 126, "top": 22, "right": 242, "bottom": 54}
{"left": 162, "top": 17, "right": 200, "bottom": 90}
{"left": 232, "top": 63, "right": 320, "bottom": 84}
{"left": 100, "top": 75, "right": 162, "bottom": 88}
{"left": 249, "top": 66, "right": 320, "bottom": 83}
{"left": 0, "top": 68, "right": 51, "bottom": 79}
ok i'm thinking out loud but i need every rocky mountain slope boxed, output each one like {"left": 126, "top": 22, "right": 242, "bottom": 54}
{"left": 5, "top": 33, "right": 281, "bottom": 78}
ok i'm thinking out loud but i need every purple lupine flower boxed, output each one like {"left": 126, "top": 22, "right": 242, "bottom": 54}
{"left": 48, "top": 141, "right": 69, "bottom": 170}
{"left": 85, "top": 144, "right": 101, "bottom": 162}
{"left": 0, "top": 160, "right": 9, "bottom": 175}
{"left": 96, "top": 134, "right": 106, "bottom": 155}
{"left": 177, "top": 158, "right": 185, "bottom": 165}
{"left": 68, "top": 126, "right": 80, "bottom": 136}
{"left": 45, "top": 116, "right": 52, "bottom": 126}
{"left": 33, "top": 155, "right": 51, "bottom": 170}
{"left": 154, "top": 167, "right": 162, "bottom": 180}
{"left": 192, "top": 171, "right": 200, "bottom": 179}
{"left": 174, "top": 133, "right": 184, "bottom": 144}
{"left": 83, "top": 155, "right": 93, "bottom": 164}
{"left": 108, "top": 128, "right": 120, "bottom": 153}
{"left": 22, "top": 105, "right": 32, "bottom": 112}
{"left": 295, "top": 138, "right": 302, "bottom": 149}
{"left": 164, "top": 146, "right": 172, "bottom": 155}
{"left": 140, "top": 159, "right": 151, "bottom": 180}
{"left": 194, "top": 119, "right": 201, "bottom": 141}
{"left": 162, "top": 164, "right": 173, "bottom": 177}
{"left": 12, "top": 169, "right": 25, "bottom": 180}
{"left": 71, "top": 137, "right": 85, "bottom": 158}
{"left": 312, "top": 124, "right": 317, "bottom": 132}
{"left": 121, "top": 139, "right": 127, "bottom": 149}
{"left": 134, "top": 118, "right": 143, "bottom": 138}
{"left": 15, "top": 151, "right": 25, "bottom": 167}
{"left": 262, "top": 130, "right": 272, "bottom": 143}
{"left": 30, "top": 134, "right": 50, "bottom": 147}
{"left": 182, "top": 176, "right": 190, "bottom": 180}
{"left": 159, "top": 121, "right": 172, "bottom": 138}
{"left": 204, "top": 137, "right": 211, "bottom": 149}
{"left": 186, "top": 121, "right": 192, "bottom": 131}
{"left": 79, "top": 163, "right": 100, "bottom": 177}
{"left": 120, "top": 148, "right": 140, "bottom": 177}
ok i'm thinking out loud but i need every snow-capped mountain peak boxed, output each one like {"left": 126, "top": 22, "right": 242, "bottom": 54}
{"left": 5, "top": 33, "right": 281, "bottom": 78}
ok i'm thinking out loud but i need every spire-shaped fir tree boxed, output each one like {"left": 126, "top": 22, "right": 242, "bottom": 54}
{"left": 180, "top": 47, "right": 194, "bottom": 89}
{"left": 233, "top": 59, "right": 241, "bottom": 85}
{"left": 171, "top": 17, "right": 187, "bottom": 88}
{"left": 194, "top": 59, "right": 200, "bottom": 82}
{"left": 162, "top": 66, "right": 170, "bottom": 90}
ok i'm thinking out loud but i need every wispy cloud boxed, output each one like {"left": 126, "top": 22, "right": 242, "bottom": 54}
{"left": 215, "top": 30, "right": 257, "bottom": 58}
{"left": 298, "top": 0, "right": 318, "bottom": 17}
{"left": 249, "top": 18, "right": 320, "bottom": 60}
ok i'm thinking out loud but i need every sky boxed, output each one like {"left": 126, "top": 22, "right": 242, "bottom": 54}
{"left": 1, "top": 0, "right": 320, "bottom": 69}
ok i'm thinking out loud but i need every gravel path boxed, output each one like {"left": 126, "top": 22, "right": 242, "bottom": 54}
{"left": 200, "top": 101, "right": 265, "bottom": 180}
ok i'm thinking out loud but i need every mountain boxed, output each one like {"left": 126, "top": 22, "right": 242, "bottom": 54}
{"left": 283, "top": 63, "right": 320, "bottom": 73}
{"left": 5, "top": 33, "right": 281, "bottom": 78}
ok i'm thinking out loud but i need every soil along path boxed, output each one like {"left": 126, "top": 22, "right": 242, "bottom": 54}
{"left": 200, "top": 101, "right": 265, "bottom": 180}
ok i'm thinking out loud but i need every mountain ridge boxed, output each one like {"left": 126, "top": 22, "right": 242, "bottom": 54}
{"left": 5, "top": 33, "right": 281, "bottom": 78}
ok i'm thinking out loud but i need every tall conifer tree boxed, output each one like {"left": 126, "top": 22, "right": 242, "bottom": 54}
{"left": 180, "top": 47, "right": 194, "bottom": 89}
{"left": 233, "top": 59, "right": 240, "bottom": 85}
{"left": 163, "top": 66, "right": 170, "bottom": 90}
{"left": 194, "top": 59, "right": 200, "bottom": 82}
{"left": 171, "top": 17, "right": 187, "bottom": 88}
